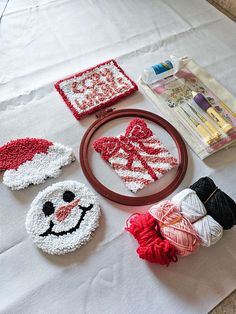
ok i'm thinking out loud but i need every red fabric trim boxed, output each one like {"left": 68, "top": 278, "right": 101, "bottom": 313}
{"left": 54, "top": 60, "right": 138, "bottom": 120}
{"left": 0, "top": 138, "right": 53, "bottom": 170}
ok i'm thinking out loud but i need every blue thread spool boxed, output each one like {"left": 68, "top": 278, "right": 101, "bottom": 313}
{"left": 152, "top": 60, "right": 173, "bottom": 75}
{"left": 142, "top": 60, "right": 174, "bottom": 84}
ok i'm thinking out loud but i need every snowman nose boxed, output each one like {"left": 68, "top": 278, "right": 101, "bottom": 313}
{"left": 55, "top": 198, "right": 80, "bottom": 222}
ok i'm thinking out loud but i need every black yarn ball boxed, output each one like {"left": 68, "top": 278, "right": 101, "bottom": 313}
{"left": 190, "top": 177, "right": 236, "bottom": 230}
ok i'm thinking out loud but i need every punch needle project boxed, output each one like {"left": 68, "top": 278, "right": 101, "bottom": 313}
{"left": 0, "top": 138, "right": 74, "bottom": 190}
{"left": 26, "top": 181, "right": 101, "bottom": 255}
{"left": 93, "top": 118, "right": 178, "bottom": 193}
{"left": 55, "top": 60, "right": 137, "bottom": 120}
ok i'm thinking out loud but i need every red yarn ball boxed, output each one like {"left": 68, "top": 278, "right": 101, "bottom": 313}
{"left": 125, "top": 212, "right": 177, "bottom": 265}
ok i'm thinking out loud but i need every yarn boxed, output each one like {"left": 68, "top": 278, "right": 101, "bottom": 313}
{"left": 190, "top": 177, "right": 236, "bottom": 230}
{"left": 152, "top": 60, "right": 173, "bottom": 75}
{"left": 126, "top": 178, "right": 235, "bottom": 264}
{"left": 172, "top": 189, "right": 223, "bottom": 247}
{"left": 125, "top": 212, "right": 177, "bottom": 265}
{"left": 149, "top": 200, "right": 200, "bottom": 256}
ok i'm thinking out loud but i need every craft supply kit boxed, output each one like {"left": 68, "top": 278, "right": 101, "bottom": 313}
{"left": 1, "top": 57, "right": 236, "bottom": 265}
{"left": 139, "top": 56, "right": 236, "bottom": 159}
{"left": 3, "top": 3, "right": 236, "bottom": 313}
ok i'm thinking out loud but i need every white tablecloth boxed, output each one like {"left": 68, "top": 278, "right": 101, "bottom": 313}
{"left": 1, "top": 1, "right": 236, "bottom": 313}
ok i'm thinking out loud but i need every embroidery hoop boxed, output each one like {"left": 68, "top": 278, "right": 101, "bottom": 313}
{"left": 80, "top": 109, "right": 188, "bottom": 206}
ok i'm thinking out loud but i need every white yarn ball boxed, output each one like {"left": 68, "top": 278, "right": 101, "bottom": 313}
{"left": 172, "top": 188, "right": 223, "bottom": 247}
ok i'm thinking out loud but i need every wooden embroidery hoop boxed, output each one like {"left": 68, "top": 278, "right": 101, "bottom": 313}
{"left": 80, "top": 108, "right": 188, "bottom": 206}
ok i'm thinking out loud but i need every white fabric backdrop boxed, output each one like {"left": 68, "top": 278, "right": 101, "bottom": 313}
{"left": 0, "top": 0, "right": 236, "bottom": 313}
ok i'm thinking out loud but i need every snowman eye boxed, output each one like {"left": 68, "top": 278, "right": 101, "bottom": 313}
{"left": 63, "top": 191, "right": 75, "bottom": 203}
{"left": 42, "top": 201, "right": 55, "bottom": 216}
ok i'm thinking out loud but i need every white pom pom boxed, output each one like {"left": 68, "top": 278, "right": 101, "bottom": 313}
{"left": 172, "top": 188, "right": 223, "bottom": 247}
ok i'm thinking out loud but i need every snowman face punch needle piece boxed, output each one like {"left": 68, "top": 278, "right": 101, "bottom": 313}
{"left": 26, "top": 181, "right": 101, "bottom": 255}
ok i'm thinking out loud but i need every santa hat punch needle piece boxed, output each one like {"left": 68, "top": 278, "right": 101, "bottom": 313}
{"left": 0, "top": 138, "right": 75, "bottom": 190}
{"left": 25, "top": 181, "right": 101, "bottom": 255}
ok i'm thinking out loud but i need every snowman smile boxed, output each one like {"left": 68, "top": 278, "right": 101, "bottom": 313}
{"left": 39, "top": 204, "right": 93, "bottom": 237}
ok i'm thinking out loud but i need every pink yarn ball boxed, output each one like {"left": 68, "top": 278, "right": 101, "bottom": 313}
{"left": 149, "top": 200, "right": 200, "bottom": 256}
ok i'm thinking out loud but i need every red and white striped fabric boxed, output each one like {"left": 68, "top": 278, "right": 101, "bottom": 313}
{"left": 93, "top": 118, "right": 178, "bottom": 193}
